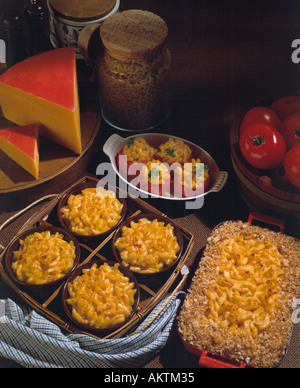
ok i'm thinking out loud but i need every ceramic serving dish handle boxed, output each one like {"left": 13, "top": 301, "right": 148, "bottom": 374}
{"left": 208, "top": 171, "right": 228, "bottom": 194}
{"left": 199, "top": 350, "right": 247, "bottom": 369}
{"left": 247, "top": 212, "right": 286, "bottom": 233}
{"left": 103, "top": 134, "right": 124, "bottom": 161}
{"left": 178, "top": 328, "right": 248, "bottom": 369}
{"left": 78, "top": 23, "right": 102, "bottom": 65}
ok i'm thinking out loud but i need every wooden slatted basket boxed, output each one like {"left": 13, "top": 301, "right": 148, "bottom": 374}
{"left": 0, "top": 175, "right": 194, "bottom": 340}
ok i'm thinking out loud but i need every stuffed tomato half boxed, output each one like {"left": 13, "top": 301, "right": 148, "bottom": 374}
{"left": 139, "top": 160, "right": 171, "bottom": 197}
{"left": 173, "top": 158, "right": 210, "bottom": 198}
{"left": 117, "top": 137, "right": 158, "bottom": 180}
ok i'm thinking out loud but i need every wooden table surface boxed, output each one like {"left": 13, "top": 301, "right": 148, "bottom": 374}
{"left": 0, "top": 0, "right": 300, "bottom": 369}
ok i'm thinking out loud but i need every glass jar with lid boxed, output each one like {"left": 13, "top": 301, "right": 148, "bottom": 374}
{"left": 47, "top": 0, "right": 120, "bottom": 59}
{"left": 98, "top": 10, "right": 172, "bottom": 132}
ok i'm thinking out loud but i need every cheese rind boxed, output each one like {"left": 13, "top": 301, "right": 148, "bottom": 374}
{"left": 0, "top": 124, "right": 39, "bottom": 179}
{"left": 0, "top": 48, "right": 81, "bottom": 154}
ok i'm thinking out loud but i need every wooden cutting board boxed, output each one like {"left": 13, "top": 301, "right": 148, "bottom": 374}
{"left": 0, "top": 72, "right": 102, "bottom": 212}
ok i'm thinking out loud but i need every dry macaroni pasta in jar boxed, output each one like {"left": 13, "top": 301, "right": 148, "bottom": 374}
{"left": 98, "top": 10, "right": 172, "bottom": 131}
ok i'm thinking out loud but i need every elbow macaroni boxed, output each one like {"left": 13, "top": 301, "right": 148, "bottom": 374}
{"left": 67, "top": 263, "right": 136, "bottom": 329}
{"left": 156, "top": 138, "right": 192, "bottom": 164}
{"left": 61, "top": 188, "right": 123, "bottom": 236}
{"left": 205, "top": 234, "right": 285, "bottom": 337}
{"left": 178, "top": 221, "right": 300, "bottom": 368}
{"left": 140, "top": 160, "right": 171, "bottom": 185}
{"left": 122, "top": 137, "right": 157, "bottom": 163}
{"left": 114, "top": 218, "right": 180, "bottom": 273}
{"left": 175, "top": 158, "right": 209, "bottom": 189}
{"left": 12, "top": 231, "right": 76, "bottom": 285}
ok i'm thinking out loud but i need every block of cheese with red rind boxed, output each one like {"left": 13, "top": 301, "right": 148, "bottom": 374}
{"left": 0, "top": 124, "right": 39, "bottom": 179}
{"left": 0, "top": 48, "right": 81, "bottom": 154}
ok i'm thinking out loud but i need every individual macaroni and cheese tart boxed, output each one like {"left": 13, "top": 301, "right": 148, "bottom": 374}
{"left": 10, "top": 229, "right": 78, "bottom": 286}
{"left": 174, "top": 158, "right": 210, "bottom": 198}
{"left": 64, "top": 261, "right": 138, "bottom": 331}
{"left": 139, "top": 159, "right": 171, "bottom": 196}
{"left": 60, "top": 187, "right": 125, "bottom": 237}
{"left": 113, "top": 216, "right": 182, "bottom": 274}
{"left": 117, "top": 137, "right": 158, "bottom": 179}
{"left": 177, "top": 221, "right": 300, "bottom": 368}
{"left": 156, "top": 137, "right": 192, "bottom": 164}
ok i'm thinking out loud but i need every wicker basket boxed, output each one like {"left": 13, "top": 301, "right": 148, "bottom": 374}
{"left": 230, "top": 101, "right": 300, "bottom": 218}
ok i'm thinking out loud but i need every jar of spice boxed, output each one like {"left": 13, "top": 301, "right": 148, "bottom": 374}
{"left": 47, "top": 0, "right": 120, "bottom": 59}
{"left": 98, "top": 10, "right": 172, "bottom": 132}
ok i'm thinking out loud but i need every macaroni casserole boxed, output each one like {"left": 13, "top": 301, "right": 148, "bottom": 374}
{"left": 114, "top": 218, "right": 180, "bottom": 273}
{"left": 61, "top": 187, "right": 124, "bottom": 236}
{"left": 67, "top": 262, "right": 136, "bottom": 329}
{"left": 178, "top": 221, "right": 300, "bottom": 368}
{"left": 12, "top": 231, "right": 76, "bottom": 285}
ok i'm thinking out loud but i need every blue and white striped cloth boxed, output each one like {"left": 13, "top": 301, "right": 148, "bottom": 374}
{"left": 0, "top": 293, "right": 184, "bottom": 368}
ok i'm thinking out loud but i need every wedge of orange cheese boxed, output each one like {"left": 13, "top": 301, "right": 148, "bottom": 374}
{"left": 0, "top": 124, "right": 39, "bottom": 179}
{"left": 0, "top": 47, "right": 81, "bottom": 154}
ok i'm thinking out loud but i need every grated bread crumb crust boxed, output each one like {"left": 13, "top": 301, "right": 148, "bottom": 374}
{"left": 177, "top": 221, "right": 300, "bottom": 368}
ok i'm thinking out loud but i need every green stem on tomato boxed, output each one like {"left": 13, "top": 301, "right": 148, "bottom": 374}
{"left": 249, "top": 135, "right": 265, "bottom": 147}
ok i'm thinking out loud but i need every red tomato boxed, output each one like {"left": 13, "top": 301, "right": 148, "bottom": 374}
{"left": 270, "top": 96, "right": 300, "bottom": 121}
{"left": 281, "top": 113, "right": 300, "bottom": 149}
{"left": 240, "top": 106, "right": 282, "bottom": 133}
{"left": 239, "top": 123, "right": 287, "bottom": 170}
{"left": 284, "top": 143, "right": 300, "bottom": 189}
{"left": 117, "top": 151, "right": 134, "bottom": 179}
{"left": 269, "top": 165, "right": 295, "bottom": 191}
{"left": 117, "top": 151, "right": 146, "bottom": 180}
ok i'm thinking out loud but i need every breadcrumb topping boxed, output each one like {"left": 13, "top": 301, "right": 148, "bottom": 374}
{"left": 178, "top": 221, "right": 300, "bottom": 368}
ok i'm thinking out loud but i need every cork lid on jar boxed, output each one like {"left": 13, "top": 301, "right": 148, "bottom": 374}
{"left": 49, "top": 0, "right": 117, "bottom": 22}
{"left": 100, "top": 10, "right": 169, "bottom": 61}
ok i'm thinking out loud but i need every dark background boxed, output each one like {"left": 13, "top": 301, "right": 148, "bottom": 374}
{"left": 1, "top": 0, "right": 300, "bottom": 227}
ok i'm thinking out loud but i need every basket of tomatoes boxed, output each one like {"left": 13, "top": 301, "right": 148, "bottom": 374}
{"left": 230, "top": 95, "right": 300, "bottom": 218}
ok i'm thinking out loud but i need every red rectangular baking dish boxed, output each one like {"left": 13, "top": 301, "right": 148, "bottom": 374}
{"left": 177, "top": 212, "right": 296, "bottom": 369}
